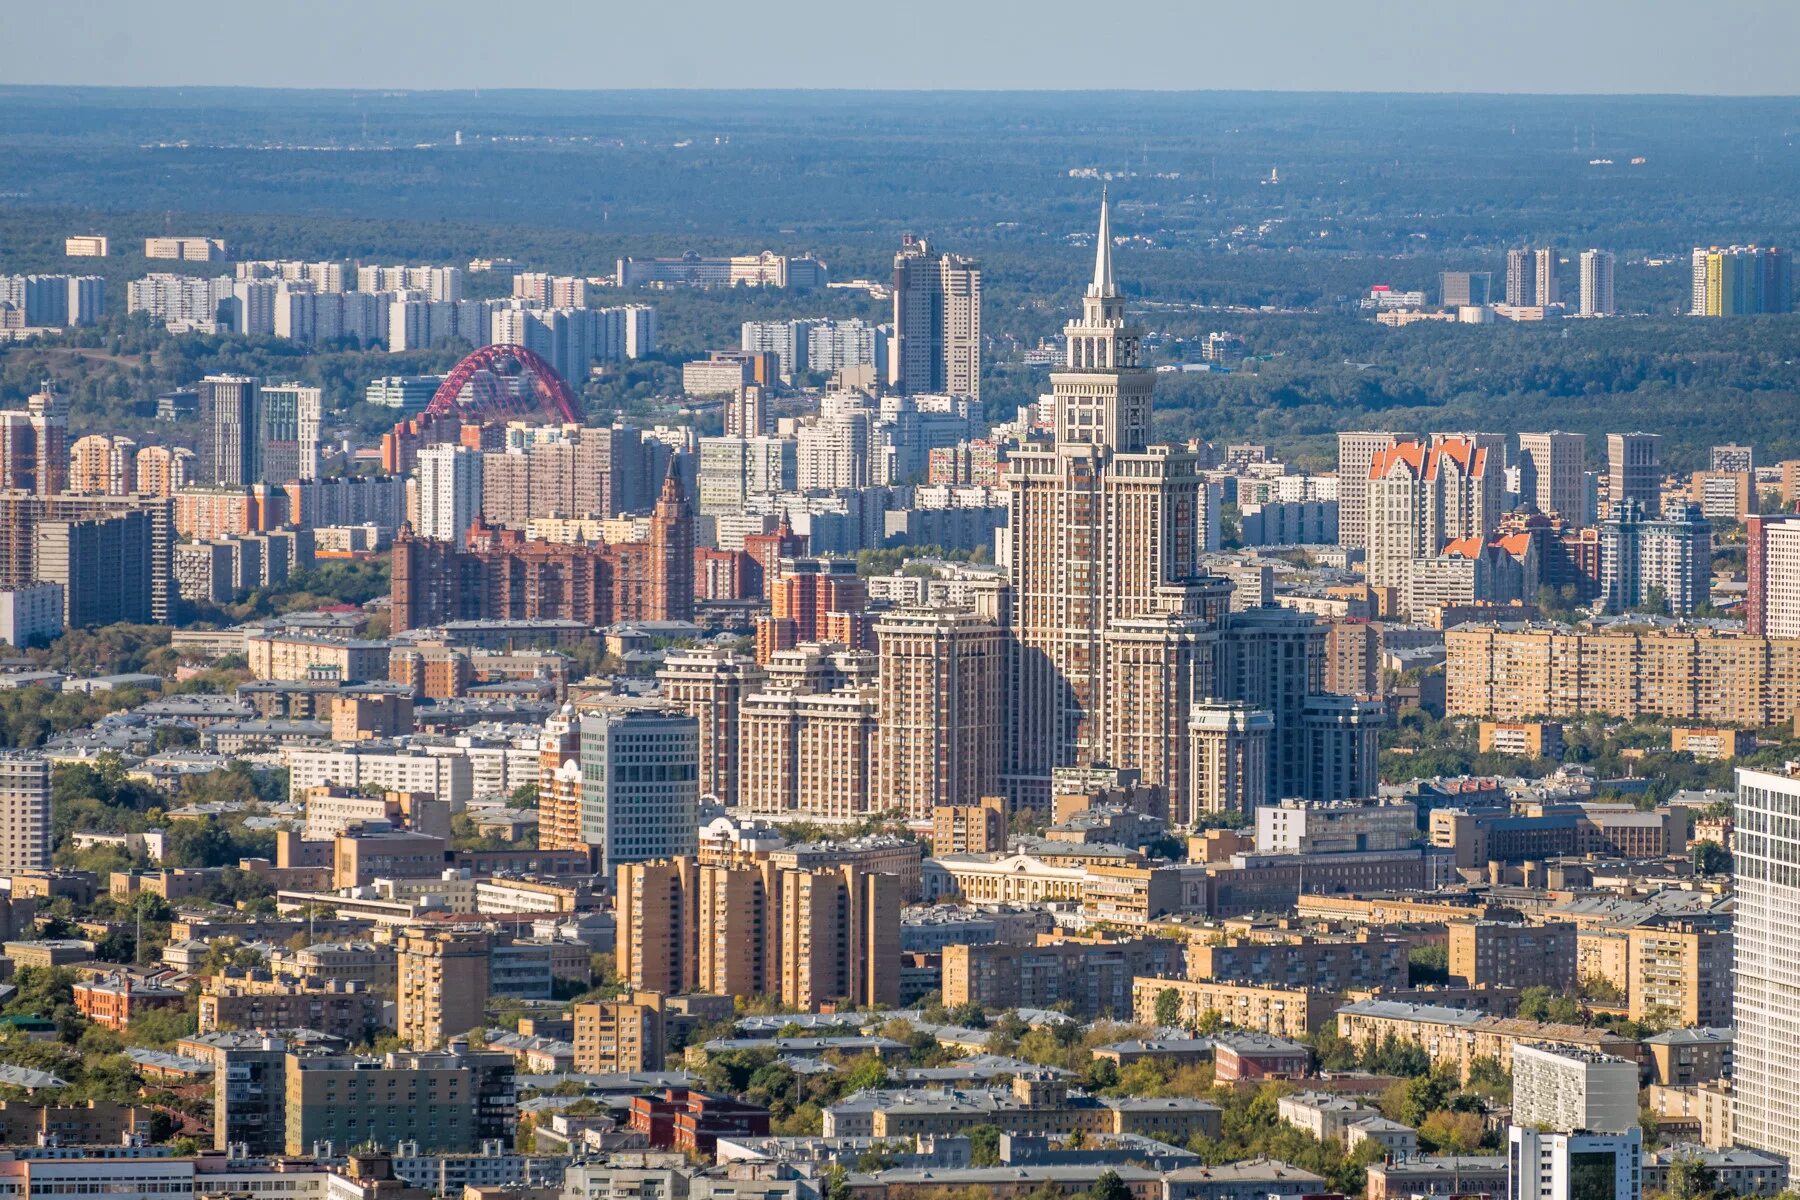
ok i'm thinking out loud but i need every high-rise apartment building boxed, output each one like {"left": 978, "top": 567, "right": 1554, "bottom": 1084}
{"left": 1186, "top": 701, "right": 1273, "bottom": 823}
{"left": 757, "top": 556, "right": 867, "bottom": 661}
{"left": 1101, "top": 583, "right": 1224, "bottom": 813}
{"left": 67, "top": 434, "right": 136, "bottom": 496}
{"left": 258, "top": 383, "right": 323, "bottom": 485}
{"left": 615, "top": 858, "right": 698, "bottom": 995}
{"left": 356, "top": 263, "right": 462, "bottom": 301}
{"left": 197, "top": 374, "right": 260, "bottom": 487}
{"left": 1690, "top": 245, "right": 1792, "bottom": 316}
{"left": 0, "top": 390, "right": 68, "bottom": 498}
{"left": 1732, "top": 766, "right": 1800, "bottom": 1162}
{"left": 616, "top": 856, "right": 900, "bottom": 1011}
{"left": 1516, "top": 432, "right": 1587, "bottom": 520}
{"left": 1599, "top": 500, "right": 1711, "bottom": 615}
{"left": 203, "top": 1036, "right": 288, "bottom": 1154}
{"left": 579, "top": 701, "right": 699, "bottom": 875}
{"left": 873, "top": 607, "right": 1005, "bottom": 817}
{"left": 656, "top": 646, "right": 766, "bottom": 806}
{"left": 415, "top": 443, "right": 484, "bottom": 545}
{"left": 571, "top": 998, "right": 664, "bottom": 1073}
{"left": 891, "top": 235, "right": 981, "bottom": 398}
{"left": 1534, "top": 247, "right": 1560, "bottom": 307}
{"left": 1579, "top": 250, "right": 1616, "bottom": 317}
{"left": 1298, "top": 695, "right": 1385, "bottom": 802}
{"left": 1606, "top": 432, "right": 1661, "bottom": 514}
{"left": 696, "top": 860, "right": 781, "bottom": 998}
{"left": 134, "top": 446, "right": 194, "bottom": 497}
{"left": 489, "top": 303, "right": 654, "bottom": 383}
{"left": 479, "top": 424, "right": 648, "bottom": 526}
{"left": 1625, "top": 917, "right": 1732, "bottom": 1027}
{"left": 35, "top": 511, "right": 154, "bottom": 627}
{"left": 696, "top": 435, "right": 796, "bottom": 516}
{"left": 741, "top": 318, "right": 823, "bottom": 380}
{"left": 1003, "top": 197, "right": 1207, "bottom": 803}
{"left": 1504, "top": 249, "right": 1532, "bottom": 307}
{"left": 535, "top": 710, "right": 583, "bottom": 852}
{"left": 396, "top": 929, "right": 491, "bottom": 1050}
{"left": 1335, "top": 431, "right": 1418, "bottom": 549}
{"left": 737, "top": 683, "right": 878, "bottom": 819}
{"left": 0, "top": 754, "right": 51, "bottom": 872}
{"left": 780, "top": 866, "right": 902, "bottom": 1011}
{"left": 128, "top": 273, "right": 235, "bottom": 331}
{"left": 808, "top": 318, "right": 889, "bottom": 377}
{"left": 794, "top": 392, "right": 876, "bottom": 490}
{"left": 1712, "top": 443, "right": 1756, "bottom": 473}
{"left": 1746, "top": 514, "right": 1800, "bottom": 636}
{"left": 1364, "top": 438, "right": 1499, "bottom": 596}
{"left": 1216, "top": 605, "right": 1325, "bottom": 802}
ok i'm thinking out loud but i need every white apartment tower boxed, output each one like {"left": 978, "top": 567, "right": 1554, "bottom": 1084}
{"left": 1505, "top": 248, "right": 1533, "bottom": 307}
{"left": 1534, "top": 247, "right": 1560, "bottom": 306}
{"left": 415, "top": 443, "right": 484, "bottom": 544}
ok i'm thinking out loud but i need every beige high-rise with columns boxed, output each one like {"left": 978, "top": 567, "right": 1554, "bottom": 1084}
{"left": 1003, "top": 194, "right": 1207, "bottom": 806}
{"left": 874, "top": 607, "right": 1005, "bottom": 817}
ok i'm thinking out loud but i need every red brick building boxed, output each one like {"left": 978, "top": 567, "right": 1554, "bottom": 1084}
{"left": 627, "top": 1088, "right": 771, "bottom": 1156}
{"left": 390, "top": 471, "right": 695, "bottom": 633}
{"left": 742, "top": 516, "right": 806, "bottom": 600}
{"left": 1211, "top": 1032, "right": 1312, "bottom": 1082}
{"left": 72, "top": 975, "right": 188, "bottom": 1031}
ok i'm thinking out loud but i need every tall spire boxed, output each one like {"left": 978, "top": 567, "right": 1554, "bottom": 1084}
{"left": 1090, "top": 187, "right": 1116, "bottom": 299}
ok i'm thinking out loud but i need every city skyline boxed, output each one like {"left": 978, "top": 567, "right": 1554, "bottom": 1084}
{"left": 5, "top": 0, "right": 1800, "bottom": 95}
{"left": 0, "top": 23, "right": 1794, "bottom": 1194}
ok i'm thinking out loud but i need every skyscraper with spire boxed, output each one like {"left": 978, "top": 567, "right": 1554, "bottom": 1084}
{"left": 1002, "top": 194, "right": 1211, "bottom": 805}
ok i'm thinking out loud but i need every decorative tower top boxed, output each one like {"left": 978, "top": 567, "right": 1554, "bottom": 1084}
{"left": 657, "top": 457, "right": 685, "bottom": 506}
{"left": 1054, "top": 192, "right": 1150, "bottom": 452}
{"left": 1089, "top": 187, "right": 1117, "bottom": 300}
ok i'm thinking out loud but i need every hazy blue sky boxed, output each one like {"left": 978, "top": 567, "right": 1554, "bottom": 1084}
{"left": 6, "top": 0, "right": 1799, "bottom": 95}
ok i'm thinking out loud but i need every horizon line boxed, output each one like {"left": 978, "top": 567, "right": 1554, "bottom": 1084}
{"left": 4, "top": 82, "right": 1800, "bottom": 101}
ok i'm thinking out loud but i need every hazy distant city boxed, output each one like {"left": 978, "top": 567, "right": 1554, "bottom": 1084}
{"left": 0, "top": 24, "right": 1798, "bottom": 1200}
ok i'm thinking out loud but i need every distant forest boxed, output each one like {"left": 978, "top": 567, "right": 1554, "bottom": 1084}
{"left": 3, "top": 87, "right": 1799, "bottom": 468}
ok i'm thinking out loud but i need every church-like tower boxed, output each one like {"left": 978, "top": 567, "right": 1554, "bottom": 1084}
{"left": 1002, "top": 194, "right": 1209, "bottom": 807}
{"left": 649, "top": 462, "right": 695, "bottom": 622}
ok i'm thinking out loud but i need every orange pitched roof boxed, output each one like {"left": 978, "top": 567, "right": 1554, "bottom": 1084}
{"left": 1495, "top": 533, "right": 1533, "bottom": 555}
{"left": 1424, "top": 438, "right": 1488, "bottom": 482}
{"left": 1369, "top": 442, "right": 1428, "bottom": 479}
